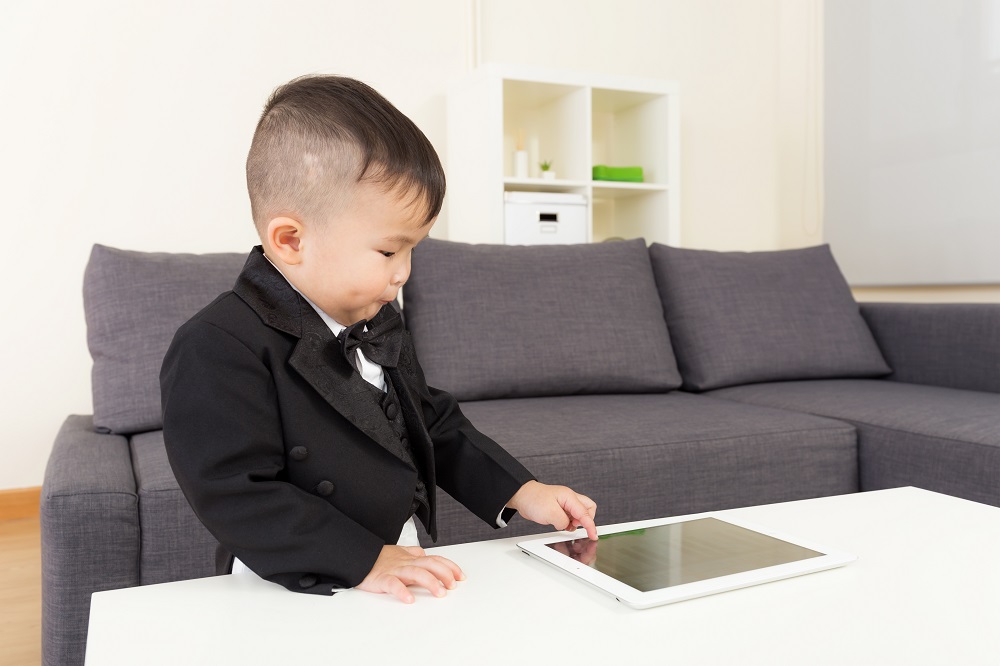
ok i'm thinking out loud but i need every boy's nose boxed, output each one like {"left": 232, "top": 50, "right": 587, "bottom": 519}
{"left": 392, "top": 257, "right": 411, "bottom": 286}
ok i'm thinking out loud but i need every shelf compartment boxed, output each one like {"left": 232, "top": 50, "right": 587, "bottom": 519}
{"left": 503, "top": 79, "right": 590, "bottom": 182}
{"left": 592, "top": 189, "right": 670, "bottom": 243}
{"left": 592, "top": 88, "right": 671, "bottom": 186}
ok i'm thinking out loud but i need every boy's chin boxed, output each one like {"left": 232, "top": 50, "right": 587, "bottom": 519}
{"left": 364, "top": 302, "right": 389, "bottom": 319}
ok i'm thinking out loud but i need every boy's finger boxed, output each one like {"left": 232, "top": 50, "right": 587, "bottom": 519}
{"left": 427, "top": 555, "right": 466, "bottom": 583}
{"left": 379, "top": 574, "right": 415, "bottom": 604}
{"left": 564, "top": 495, "right": 598, "bottom": 540}
{"left": 398, "top": 566, "right": 448, "bottom": 598}
{"left": 578, "top": 513, "right": 598, "bottom": 540}
{"left": 414, "top": 556, "right": 459, "bottom": 589}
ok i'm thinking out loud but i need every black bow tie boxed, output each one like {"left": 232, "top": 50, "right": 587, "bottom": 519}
{"left": 337, "top": 307, "right": 404, "bottom": 369}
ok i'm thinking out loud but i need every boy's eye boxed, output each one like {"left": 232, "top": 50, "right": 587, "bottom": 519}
{"left": 380, "top": 251, "right": 395, "bottom": 258}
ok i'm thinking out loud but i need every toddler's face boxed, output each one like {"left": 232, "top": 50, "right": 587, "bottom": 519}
{"left": 296, "top": 182, "right": 432, "bottom": 326}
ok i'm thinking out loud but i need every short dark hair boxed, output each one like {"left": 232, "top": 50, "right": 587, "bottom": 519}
{"left": 246, "top": 75, "right": 446, "bottom": 234}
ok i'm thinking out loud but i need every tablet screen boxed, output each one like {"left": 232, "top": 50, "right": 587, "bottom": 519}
{"left": 545, "top": 518, "right": 823, "bottom": 592}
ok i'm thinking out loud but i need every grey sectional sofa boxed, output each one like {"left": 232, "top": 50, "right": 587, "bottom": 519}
{"left": 42, "top": 240, "right": 1000, "bottom": 665}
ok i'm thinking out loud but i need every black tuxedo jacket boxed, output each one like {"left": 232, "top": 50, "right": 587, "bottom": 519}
{"left": 160, "top": 246, "right": 534, "bottom": 594}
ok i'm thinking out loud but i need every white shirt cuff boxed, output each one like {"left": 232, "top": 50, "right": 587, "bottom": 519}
{"left": 496, "top": 506, "right": 517, "bottom": 527}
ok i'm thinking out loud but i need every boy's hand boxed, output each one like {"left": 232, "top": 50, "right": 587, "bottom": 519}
{"left": 508, "top": 480, "right": 598, "bottom": 540}
{"left": 356, "top": 545, "right": 465, "bottom": 604}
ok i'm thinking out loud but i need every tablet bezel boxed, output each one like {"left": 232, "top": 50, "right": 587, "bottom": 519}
{"left": 517, "top": 512, "right": 857, "bottom": 609}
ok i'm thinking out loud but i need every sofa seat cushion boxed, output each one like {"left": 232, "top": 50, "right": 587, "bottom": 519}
{"left": 130, "top": 430, "right": 219, "bottom": 585}
{"left": 404, "top": 238, "right": 682, "bottom": 401}
{"left": 423, "top": 393, "right": 858, "bottom": 547}
{"left": 708, "top": 380, "right": 1000, "bottom": 507}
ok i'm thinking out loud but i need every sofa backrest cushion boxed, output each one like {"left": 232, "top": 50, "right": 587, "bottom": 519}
{"left": 85, "top": 245, "right": 246, "bottom": 434}
{"left": 648, "top": 243, "right": 891, "bottom": 391}
{"left": 404, "top": 238, "right": 681, "bottom": 400}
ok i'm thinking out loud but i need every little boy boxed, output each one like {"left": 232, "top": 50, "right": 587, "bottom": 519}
{"left": 160, "top": 75, "right": 597, "bottom": 603}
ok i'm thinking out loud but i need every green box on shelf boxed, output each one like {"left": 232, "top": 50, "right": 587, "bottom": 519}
{"left": 592, "top": 165, "right": 644, "bottom": 183}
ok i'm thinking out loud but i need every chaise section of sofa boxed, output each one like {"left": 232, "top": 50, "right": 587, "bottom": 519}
{"left": 642, "top": 243, "right": 1000, "bottom": 510}
{"left": 708, "top": 303, "right": 1000, "bottom": 508}
{"left": 707, "top": 379, "right": 1000, "bottom": 507}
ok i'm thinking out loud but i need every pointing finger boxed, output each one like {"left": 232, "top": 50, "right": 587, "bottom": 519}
{"left": 564, "top": 493, "right": 598, "bottom": 540}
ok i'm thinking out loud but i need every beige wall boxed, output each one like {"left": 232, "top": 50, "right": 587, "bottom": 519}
{"left": 479, "top": 0, "right": 798, "bottom": 251}
{"left": 0, "top": 0, "right": 901, "bottom": 490}
{"left": 776, "top": 0, "right": 824, "bottom": 251}
{"left": 0, "top": 0, "right": 469, "bottom": 490}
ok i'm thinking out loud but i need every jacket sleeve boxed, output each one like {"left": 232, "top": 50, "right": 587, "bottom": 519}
{"left": 421, "top": 383, "right": 536, "bottom": 528}
{"left": 160, "top": 318, "right": 384, "bottom": 594}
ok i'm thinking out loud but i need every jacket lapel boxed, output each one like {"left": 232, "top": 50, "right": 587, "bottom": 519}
{"left": 232, "top": 246, "right": 411, "bottom": 465}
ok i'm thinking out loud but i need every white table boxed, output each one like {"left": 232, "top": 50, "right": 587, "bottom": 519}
{"left": 86, "top": 488, "right": 1000, "bottom": 665}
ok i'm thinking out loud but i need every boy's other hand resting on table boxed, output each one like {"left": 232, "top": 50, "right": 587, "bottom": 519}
{"left": 508, "top": 480, "right": 598, "bottom": 541}
{"left": 356, "top": 545, "right": 466, "bottom": 604}
{"left": 358, "top": 481, "right": 595, "bottom": 604}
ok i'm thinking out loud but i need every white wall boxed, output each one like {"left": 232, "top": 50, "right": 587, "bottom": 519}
{"left": 0, "top": 0, "right": 468, "bottom": 490}
{"left": 0, "top": 0, "right": 817, "bottom": 490}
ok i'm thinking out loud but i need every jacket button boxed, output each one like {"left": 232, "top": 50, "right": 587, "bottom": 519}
{"left": 400, "top": 436, "right": 409, "bottom": 449}
{"left": 385, "top": 402, "right": 398, "bottom": 420}
{"left": 299, "top": 574, "right": 318, "bottom": 589}
{"left": 316, "top": 480, "right": 335, "bottom": 496}
{"left": 290, "top": 446, "right": 308, "bottom": 461}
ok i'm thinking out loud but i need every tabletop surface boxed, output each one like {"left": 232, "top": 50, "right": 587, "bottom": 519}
{"left": 85, "top": 487, "right": 1000, "bottom": 665}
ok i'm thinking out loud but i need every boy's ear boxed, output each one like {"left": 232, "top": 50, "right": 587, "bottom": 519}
{"left": 266, "top": 216, "right": 305, "bottom": 265}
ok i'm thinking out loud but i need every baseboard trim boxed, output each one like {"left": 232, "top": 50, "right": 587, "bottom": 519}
{"left": 0, "top": 486, "right": 42, "bottom": 521}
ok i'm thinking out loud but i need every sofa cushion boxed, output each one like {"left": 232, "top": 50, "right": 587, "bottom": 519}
{"left": 708, "top": 379, "right": 1000, "bottom": 508}
{"left": 84, "top": 245, "right": 246, "bottom": 434}
{"left": 422, "top": 393, "right": 858, "bottom": 546}
{"left": 648, "top": 244, "right": 890, "bottom": 391}
{"left": 404, "top": 238, "right": 681, "bottom": 400}
{"left": 130, "top": 430, "right": 219, "bottom": 585}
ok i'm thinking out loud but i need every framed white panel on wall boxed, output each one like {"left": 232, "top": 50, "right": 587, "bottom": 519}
{"left": 824, "top": 0, "right": 1000, "bottom": 286}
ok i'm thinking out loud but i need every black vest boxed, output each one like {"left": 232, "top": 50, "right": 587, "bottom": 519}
{"left": 360, "top": 372, "right": 431, "bottom": 535}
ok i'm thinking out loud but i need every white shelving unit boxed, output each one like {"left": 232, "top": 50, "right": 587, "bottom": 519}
{"left": 445, "top": 64, "right": 680, "bottom": 245}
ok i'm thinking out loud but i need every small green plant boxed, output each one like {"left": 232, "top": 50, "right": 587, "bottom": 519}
{"left": 539, "top": 160, "right": 553, "bottom": 172}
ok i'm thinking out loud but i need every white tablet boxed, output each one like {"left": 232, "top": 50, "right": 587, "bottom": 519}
{"left": 517, "top": 513, "right": 856, "bottom": 609}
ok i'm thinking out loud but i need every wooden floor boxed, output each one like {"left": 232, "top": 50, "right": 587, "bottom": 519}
{"left": 0, "top": 517, "right": 41, "bottom": 665}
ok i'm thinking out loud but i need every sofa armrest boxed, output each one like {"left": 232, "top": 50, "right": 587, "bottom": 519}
{"left": 41, "top": 415, "right": 139, "bottom": 666}
{"left": 860, "top": 303, "right": 1000, "bottom": 394}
